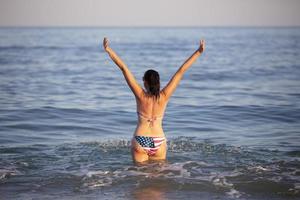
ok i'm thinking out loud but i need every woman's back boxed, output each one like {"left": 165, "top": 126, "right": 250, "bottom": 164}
{"left": 135, "top": 91, "right": 168, "bottom": 137}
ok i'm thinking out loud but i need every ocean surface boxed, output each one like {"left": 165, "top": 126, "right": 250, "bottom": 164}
{"left": 0, "top": 27, "right": 299, "bottom": 200}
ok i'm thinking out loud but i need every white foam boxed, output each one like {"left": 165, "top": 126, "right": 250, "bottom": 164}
{"left": 86, "top": 170, "right": 110, "bottom": 178}
{"left": 247, "top": 165, "right": 269, "bottom": 172}
{"left": 0, "top": 169, "right": 21, "bottom": 180}
{"left": 82, "top": 170, "right": 115, "bottom": 188}
{"left": 226, "top": 188, "right": 242, "bottom": 199}
{"left": 211, "top": 176, "right": 233, "bottom": 188}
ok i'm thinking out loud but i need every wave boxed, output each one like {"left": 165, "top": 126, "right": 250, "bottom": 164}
{"left": 80, "top": 159, "right": 299, "bottom": 198}
{"left": 0, "top": 137, "right": 299, "bottom": 199}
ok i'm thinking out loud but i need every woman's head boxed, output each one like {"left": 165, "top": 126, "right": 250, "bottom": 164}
{"left": 143, "top": 69, "right": 160, "bottom": 99}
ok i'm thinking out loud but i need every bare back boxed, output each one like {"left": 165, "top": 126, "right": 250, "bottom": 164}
{"left": 134, "top": 91, "right": 169, "bottom": 137}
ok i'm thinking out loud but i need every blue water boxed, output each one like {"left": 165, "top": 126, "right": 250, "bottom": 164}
{"left": 0, "top": 27, "right": 300, "bottom": 199}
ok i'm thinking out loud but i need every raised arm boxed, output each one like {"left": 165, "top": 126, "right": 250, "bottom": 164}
{"left": 162, "top": 39, "right": 205, "bottom": 99}
{"left": 103, "top": 37, "right": 143, "bottom": 99}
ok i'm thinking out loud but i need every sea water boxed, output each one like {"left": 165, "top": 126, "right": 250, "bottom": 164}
{"left": 0, "top": 27, "right": 299, "bottom": 199}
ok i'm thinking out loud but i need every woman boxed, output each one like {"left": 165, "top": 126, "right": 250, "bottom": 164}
{"left": 103, "top": 37, "right": 205, "bottom": 163}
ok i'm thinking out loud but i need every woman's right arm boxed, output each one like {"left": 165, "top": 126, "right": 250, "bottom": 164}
{"left": 161, "top": 39, "right": 205, "bottom": 99}
{"left": 103, "top": 37, "right": 143, "bottom": 99}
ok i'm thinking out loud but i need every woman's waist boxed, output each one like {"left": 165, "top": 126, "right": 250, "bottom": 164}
{"left": 138, "top": 118, "right": 163, "bottom": 124}
{"left": 135, "top": 122, "right": 163, "bottom": 129}
{"left": 134, "top": 126, "right": 165, "bottom": 137}
{"left": 134, "top": 132, "right": 165, "bottom": 138}
{"left": 136, "top": 120, "right": 163, "bottom": 128}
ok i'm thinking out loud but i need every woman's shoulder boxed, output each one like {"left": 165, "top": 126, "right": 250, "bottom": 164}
{"left": 138, "top": 91, "right": 167, "bottom": 103}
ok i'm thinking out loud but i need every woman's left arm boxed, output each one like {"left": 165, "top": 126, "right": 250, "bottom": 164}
{"left": 103, "top": 37, "right": 143, "bottom": 99}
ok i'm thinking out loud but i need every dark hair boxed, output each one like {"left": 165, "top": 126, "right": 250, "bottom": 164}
{"left": 143, "top": 69, "right": 160, "bottom": 100}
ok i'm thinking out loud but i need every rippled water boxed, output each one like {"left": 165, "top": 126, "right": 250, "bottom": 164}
{"left": 0, "top": 27, "right": 300, "bottom": 199}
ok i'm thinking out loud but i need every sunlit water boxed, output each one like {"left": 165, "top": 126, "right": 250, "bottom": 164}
{"left": 0, "top": 27, "right": 299, "bottom": 199}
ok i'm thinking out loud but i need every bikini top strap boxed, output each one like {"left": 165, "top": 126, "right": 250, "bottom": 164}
{"left": 137, "top": 111, "right": 164, "bottom": 124}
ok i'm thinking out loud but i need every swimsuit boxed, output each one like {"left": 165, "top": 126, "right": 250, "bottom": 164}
{"left": 134, "top": 112, "right": 165, "bottom": 156}
{"left": 135, "top": 136, "right": 165, "bottom": 156}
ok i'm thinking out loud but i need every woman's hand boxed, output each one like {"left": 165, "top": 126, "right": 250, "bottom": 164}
{"left": 103, "top": 37, "right": 109, "bottom": 52}
{"left": 198, "top": 39, "right": 205, "bottom": 53}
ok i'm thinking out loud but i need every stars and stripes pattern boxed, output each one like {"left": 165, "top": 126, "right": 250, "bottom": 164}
{"left": 135, "top": 136, "right": 165, "bottom": 156}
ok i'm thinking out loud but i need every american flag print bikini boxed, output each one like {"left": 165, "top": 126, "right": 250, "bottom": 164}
{"left": 135, "top": 136, "right": 165, "bottom": 156}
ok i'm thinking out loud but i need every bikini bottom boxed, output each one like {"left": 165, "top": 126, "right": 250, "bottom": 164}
{"left": 134, "top": 135, "right": 165, "bottom": 156}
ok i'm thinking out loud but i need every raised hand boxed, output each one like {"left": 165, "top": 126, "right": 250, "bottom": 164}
{"left": 198, "top": 39, "right": 205, "bottom": 53}
{"left": 103, "top": 37, "right": 109, "bottom": 52}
